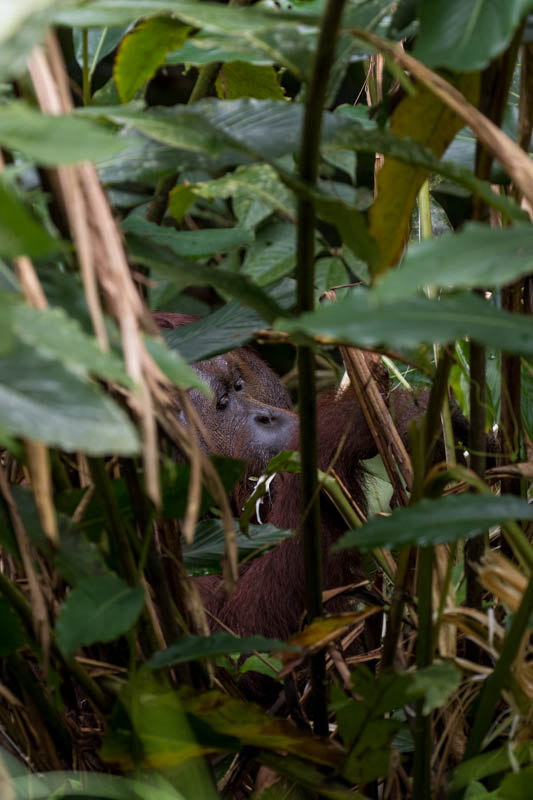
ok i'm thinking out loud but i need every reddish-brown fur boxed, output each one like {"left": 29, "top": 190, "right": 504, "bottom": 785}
{"left": 155, "top": 312, "right": 384, "bottom": 640}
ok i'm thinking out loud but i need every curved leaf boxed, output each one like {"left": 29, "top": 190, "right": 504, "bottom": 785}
{"left": 375, "top": 222, "right": 533, "bottom": 302}
{"left": 146, "top": 631, "right": 298, "bottom": 669}
{"left": 276, "top": 290, "right": 533, "bottom": 357}
{"left": 0, "top": 102, "right": 134, "bottom": 165}
{"left": 334, "top": 494, "right": 533, "bottom": 552}
{"left": 414, "top": 0, "right": 533, "bottom": 71}
{"left": 0, "top": 341, "right": 139, "bottom": 454}
{"left": 56, "top": 575, "right": 145, "bottom": 656}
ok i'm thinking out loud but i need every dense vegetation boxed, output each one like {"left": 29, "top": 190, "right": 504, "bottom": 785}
{"left": 2, "top": 0, "right": 533, "bottom": 797}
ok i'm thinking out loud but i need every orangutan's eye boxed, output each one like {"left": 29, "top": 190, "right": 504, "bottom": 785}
{"left": 217, "top": 393, "right": 229, "bottom": 411}
{"left": 234, "top": 378, "right": 243, "bottom": 392}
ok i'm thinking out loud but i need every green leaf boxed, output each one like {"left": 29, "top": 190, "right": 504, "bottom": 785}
{"left": 167, "top": 185, "right": 196, "bottom": 222}
{"left": 414, "top": 0, "right": 533, "bottom": 71}
{"left": 162, "top": 279, "right": 295, "bottom": 362}
{"left": 410, "top": 661, "right": 461, "bottom": 715}
{"left": 0, "top": 340, "right": 139, "bottom": 455}
{"left": 74, "top": 26, "right": 130, "bottom": 71}
{"left": 127, "top": 232, "right": 285, "bottom": 323}
{"left": 81, "top": 98, "right": 346, "bottom": 162}
{"left": 499, "top": 766, "right": 533, "bottom": 799}
{"left": 143, "top": 335, "right": 209, "bottom": 393}
{"left": 54, "top": 530, "right": 109, "bottom": 587}
{"left": 55, "top": 575, "right": 145, "bottom": 656}
{"left": 0, "top": 102, "right": 134, "bottom": 165}
{"left": 241, "top": 221, "right": 297, "bottom": 285}
{"left": 146, "top": 631, "right": 298, "bottom": 668}
{"left": 0, "top": 597, "right": 27, "bottom": 656}
{"left": 183, "top": 519, "right": 293, "bottom": 574}
{"left": 334, "top": 494, "right": 533, "bottom": 552}
{"left": 451, "top": 742, "right": 533, "bottom": 791}
{"left": 275, "top": 290, "right": 533, "bottom": 356}
{"left": 13, "top": 304, "right": 131, "bottom": 386}
{"left": 375, "top": 223, "right": 533, "bottom": 302}
{"left": 0, "top": 180, "right": 63, "bottom": 259}
{"left": 314, "top": 257, "right": 348, "bottom": 294}
{"left": 216, "top": 62, "right": 286, "bottom": 100}
{"left": 331, "top": 123, "right": 527, "bottom": 223}
{"left": 114, "top": 17, "right": 191, "bottom": 103}
{"left": 161, "top": 457, "right": 245, "bottom": 520}
{"left": 123, "top": 215, "right": 253, "bottom": 257}
{"left": 176, "top": 164, "right": 295, "bottom": 231}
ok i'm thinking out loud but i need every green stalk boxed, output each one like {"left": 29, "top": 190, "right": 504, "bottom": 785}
{"left": 465, "top": 341, "right": 486, "bottom": 663}
{"left": 88, "top": 457, "right": 139, "bottom": 587}
{"left": 81, "top": 29, "right": 91, "bottom": 106}
{"left": 414, "top": 546, "right": 433, "bottom": 799}
{"left": 296, "top": 0, "right": 347, "bottom": 737}
{"left": 188, "top": 62, "right": 220, "bottom": 104}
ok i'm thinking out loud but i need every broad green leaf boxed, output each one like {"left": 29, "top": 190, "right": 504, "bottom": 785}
{"left": 114, "top": 17, "right": 191, "bottom": 102}
{"left": 13, "top": 304, "right": 131, "bottom": 385}
{"left": 334, "top": 494, "right": 533, "bottom": 552}
{"left": 314, "top": 257, "right": 348, "bottom": 294}
{"left": 146, "top": 631, "right": 298, "bottom": 669}
{"left": 414, "top": 0, "right": 533, "bottom": 71}
{"left": 55, "top": 575, "right": 145, "bottom": 656}
{"left": 54, "top": 522, "right": 110, "bottom": 586}
{"left": 451, "top": 742, "right": 533, "bottom": 791}
{"left": 0, "top": 102, "right": 133, "bottom": 165}
{"left": 81, "top": 98, "right": 346, "bottom": 162}
{"left": 342, "top": 718, "right": 401, "bottom": 783}
{"left": 163, "top": 279, "right": 295, "bottom": 361}
{"left": 127, "top": 233, "right": 285, "bottom": 323}
{"left": 4, "top": 769, "right": 189, "bottom": 800}
{"left": 499, "top": 766, "right": 533, "bottom": 799}
{"left": 73, "top": 26, "right": 130, "bottom": 70}
{"left": 331, "top": 123, "right": 527, "bottom": 223}
{"left": 167, "top": 32, "right": 281, "bottom": 66}
{"left": 0, "top": 341, "right": 139, "bottom": 454}
{"left": 277, "top": 167, "right": 378, "bottom": 267}
{"left": 241, "top": 221, "right": 297, "bottom": 285}
{"left": 375, "top": 223, "right": 533, "bottom": 302}
{"left": 174, "top": 164, "right": 295, "bottom": 230}
{"left": 123, "top": 215, "right": 252, "bottom": 257}
{"left": 411, "top": 661, "right": 461, "bottom": 714}
{"left": 216, "top": 62, "right": 286, "bottom": 100}
{"left": 275, "top": 290, "right": 533, "bottom": 357}
{"left": 143, "top": 335, "right": 209, "bottom": 393}
{"left": 0, "top": 181, "right": 63, "bottom": 259}
{"left": 56, "top": 0, "right": 317, "bottom": 33}
{"left": 183, "top": 519, "right": 293, "bottom": 573}
{"left": 0, "top": 597, "right": 27, "bottom": 656}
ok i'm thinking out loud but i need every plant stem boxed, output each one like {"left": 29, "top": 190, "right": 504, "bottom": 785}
{"left": 296, "top": 0, "right": 347, "bottom": 737}
{"left": 81, "top": 29, "right": 91, "bottom": 106}
{"left": 413, "top": 546, "right": 433, "bottom": 799}
{"left": 465, "top": 341, "right": 486, "bottom": 662}
{"left": 188, "top": 63, "right": 220, "bottom": 104}
{"left": 88, "top": 457, "right": 139, "bottom": 587}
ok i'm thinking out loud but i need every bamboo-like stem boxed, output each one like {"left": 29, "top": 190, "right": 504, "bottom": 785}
{"left": 465, "top": 341, "right": 486, "bottom": 661}
{"left": 188, "top": 62, "right": 220, "bottom": 104}
{"left": 295, "top": 0, "right": 347, "bottom": 737}
{"left": 81, "top": 29, "right": 91, "bottom": 105}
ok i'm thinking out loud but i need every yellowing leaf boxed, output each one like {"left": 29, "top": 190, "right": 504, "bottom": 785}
{"left": 216, "top": 61, "right": 286, "bottom": 100}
